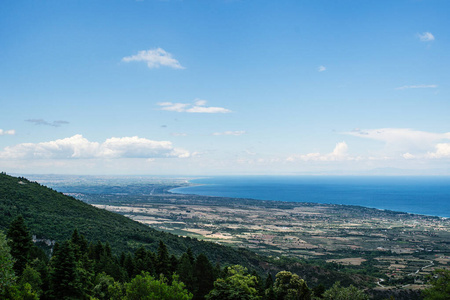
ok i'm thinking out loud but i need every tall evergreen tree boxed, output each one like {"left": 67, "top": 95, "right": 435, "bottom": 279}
{"left": 49, "top": 241, "right": 83, "bottom": 299}
{"left": 134, "top": 246, "right": 154, "bottom": 275}
{"left": 156, "top": 240, "right": 170, "bottom": 277}
{"left": 169, "top": 254, "right": 178, "bottom": 276}
{"left": 193, "top": 253, "right": 215, "bottom": 300}
{"left": 186, "top": 248, "right": 195, "bottom": 265}
{"left": 124, "top": 253, "right": 136, "bottom": 279}
{"left": 177, "top": 252, "right": 195, "bottom": 293}
{"left": 70, "top": 229, "right": 88, "bottom": 261}
{"left": 7, "top": 215, "right": 33, "bottom": 276}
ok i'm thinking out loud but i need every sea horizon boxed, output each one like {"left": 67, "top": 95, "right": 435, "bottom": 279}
{"left": 171, "top": 175, "right": 450, "bottom": 218}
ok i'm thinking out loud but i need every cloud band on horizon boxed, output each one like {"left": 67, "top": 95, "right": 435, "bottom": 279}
{"left": 0, "top": 135, "right": 190, "bottom": 160}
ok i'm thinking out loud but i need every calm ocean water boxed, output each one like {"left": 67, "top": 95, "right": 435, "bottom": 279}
{"left": 171, "top": 176, "right": 450, "bottom": 218}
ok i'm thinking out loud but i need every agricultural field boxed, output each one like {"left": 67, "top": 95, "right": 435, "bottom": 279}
{"left": 73, "top": 191, "right": 450, "bottom": 289}
{"left": 31, "top": 175, "right": 449, "bottom": 290}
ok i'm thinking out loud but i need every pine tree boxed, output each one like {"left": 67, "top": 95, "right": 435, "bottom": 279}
{"left": 156, "top": 240, "right": 170, "bottom": 277}
{"left": 124, "top": 253, "right": 136, "bottom": 279}
{"left": 134, "top": 246, "right": 154, "bottom": 275}
{"left": 193, "top": 253, "right": 215, "bottom": 300}
{"left": 7, "top": 215, "right": 33, "bottom": 276}
{"left": 177, "top": 252, "right": 195, "bottom": 292}
{"left": 49, "top": 241, "right": 83, "bottom": 299}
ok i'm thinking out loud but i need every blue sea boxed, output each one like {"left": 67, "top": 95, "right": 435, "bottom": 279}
{"left": 171, "top": 176, "right": 450, "bottom": 218}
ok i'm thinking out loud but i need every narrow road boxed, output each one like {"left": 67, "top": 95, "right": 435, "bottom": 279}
{"left": 407, "top": 260, "right": 434, "bottom": 276}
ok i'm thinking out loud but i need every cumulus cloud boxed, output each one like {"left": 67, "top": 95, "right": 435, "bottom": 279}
{"left": 318, "top": 65, "right": 326, "bottom": 72}
{"left": 287, "top": 142, "right": 352, "bottom": 162}
{"left": 212, "top": 131, "right": 246, "bottom": 136}
{"left": 26, "top": 119, "right": 70, "bottom": 127}
{"left": 402, "top": 152, "right": 416, "bottom": 159}
{"left": 396, "top": 84, "right": 437, "bottom": 90}
{"left": 122, "top": 48, "right": 184, "bottom": 69}
{"left": 0, "top": 134, "right": 189, "bottom": 160}
{"left": 157, "top": 99, "right": 231, "bottom": 113}
{"left": 418, "top": 32, "right": 435, "bottom": 42}
{"left": 426, "top": 143, "right": 450, "bottom": 159}
{"left": 0, "top": 129, "right": 15, "bottom": 136}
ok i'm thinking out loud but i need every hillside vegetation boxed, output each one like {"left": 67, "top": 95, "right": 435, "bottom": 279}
{"left": 0, "top": 173, "right": 260, "bottom": 267}
{"left": 0, "top": 173, "right": 373, "bottom": 290}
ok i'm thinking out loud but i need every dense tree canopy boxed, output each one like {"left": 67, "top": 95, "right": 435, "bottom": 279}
{"left": 206, "top": 265, "right": 261, "bottom": 300}
{"left": 272, "top": 271, "right": 311, "bottom": 300}
{"left": 124, "top": 273, "right": 192, "bottom": 300}
{"left": 422, "top": 269, "right": 450, "bottom": 300}
{"left": 322, "top": 282, "right": 369, "bottom": 300}
{"left": 0, "top": 230, "right": 16, "bottom": 298}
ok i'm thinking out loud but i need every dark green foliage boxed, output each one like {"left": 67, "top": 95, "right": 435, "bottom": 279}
{"left": 124, "top": 253, "right": 136, "bottom": 279}
{"left": 124, "top": 273, "right": 193, "bottom": 300}
{"left": 134, "top": 246, "right": 155, "bottom": 276}
{"left": 20, "top": 264, "right": 43, "bottom": 297}
{"left": 206, "top": 265, "right": 261, "bottom": 300}
{"left": 322, "top": 282, "right": 368, "bottom": 300}
{"left": 193, "top": 253, "right": 216, "bottom": 300}
{"left": 92, "top": 272, "right": 116, "bottom": 300}
{"left": 272, "top": 271, "right": 311, "bottom": 300}
{"left": 312, "top": 283, "right": 325, "bottom": 299}
{"left": 0, "top": 230, "right": 16, "bottom": 298}
{"left": 177, "top": 252, "right": 196, "bottom": 292}
{"left": 186, "top": 247, "right": 195, "bottom": 265}
{"left": 49, "top": 241, "right": 84, "bottom": 299}
{"left": 422, "top": 269, "right": 450, "bottom": 300}
{"left": 265, "top": 273, "right": 274, "bottom": 290}
{"left": 7, "top": 215, "right": 34, "bottom": 275}
{"left": 169, "top": 254, "right": 178, "bottom": 276}
{"left": 156, "top": 240, "right": 170, "bottom": 277}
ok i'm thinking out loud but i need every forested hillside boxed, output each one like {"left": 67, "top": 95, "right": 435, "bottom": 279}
{"left": 0, "top": 173, "right": 382, "bottom": 295}
{"left": 0, "top": 172, "right": 261, "bottom": 268}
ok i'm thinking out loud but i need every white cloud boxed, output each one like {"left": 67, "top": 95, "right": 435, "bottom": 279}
{"left": 157, "top": 102, "right": 190, "bottom": 112}
{"left": 157, "top": 100, "right": 231, "bottom": 113}
{"left": 0, "top": 129, "right": 15, "bottom": 136}
{"left": 426, "top": 143, "right": 450, "bottom": 159}
{"left": 318, "top": 65, "right": 326, "bottom": 72}
{"left": 186, "top": 106, "right": 231, "bottom": 113}
{"left": 212, "top": 131, "right": 246, "bottom": 136}
{"left": 0, "top": 134, "right": 189, "bottom": 160}
{"left": 345, "top": 128, "right": 450, "bottom": 152}
{"left": 122, "top": 48, "right": 184, "bottom": 69}
{"left": 287, "top": 142, "right": 351, "bottom": 162}
{"left": 402, "top": 152, "right": 415, "bottom": 159}
{"left": 194, "top": 99, "right": 207, "bottom": 106}
{"left": 396, "top": 84, "right": 437, "bottom": 90}
{"left": 418, "top": 32, "right": 435, "bottom": 42}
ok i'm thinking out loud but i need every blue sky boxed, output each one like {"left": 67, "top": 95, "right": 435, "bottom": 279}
{"left": 1, "top": 0, "right": 449, "bottom": 175}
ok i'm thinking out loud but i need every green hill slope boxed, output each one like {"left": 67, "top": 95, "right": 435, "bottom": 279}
{"left": 0, "top": 173, "right": 260, "bottom": 267}
{"left": 0, "top": 172, "right": 372, "bottom": 288}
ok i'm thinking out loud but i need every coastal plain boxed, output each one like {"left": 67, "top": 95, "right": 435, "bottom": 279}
{"left": 30, "top": 174, "right": 449, "bottom": 290}
{"left": 74, "top": 191, "right": 449, "bottom": 290}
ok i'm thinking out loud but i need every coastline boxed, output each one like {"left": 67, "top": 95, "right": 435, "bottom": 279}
{"left": 168, "top": 176, "right": 450, "bottom": 218}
